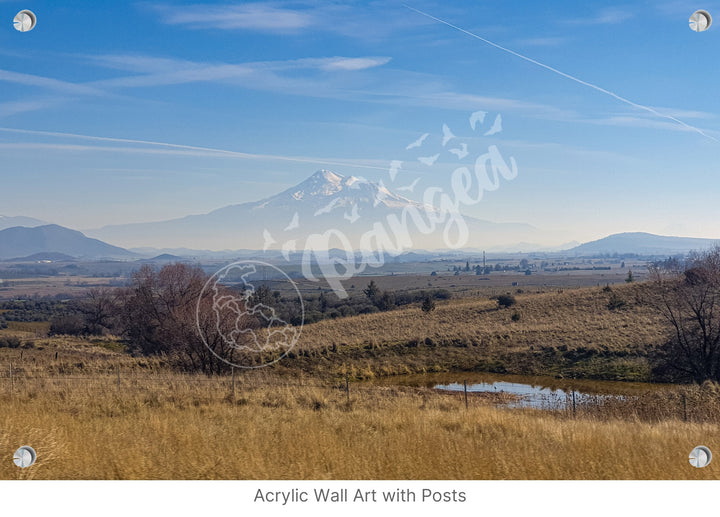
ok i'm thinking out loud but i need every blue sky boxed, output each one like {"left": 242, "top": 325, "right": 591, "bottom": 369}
{"left": 0, "top": 0, "right": 719, "bottom": 245}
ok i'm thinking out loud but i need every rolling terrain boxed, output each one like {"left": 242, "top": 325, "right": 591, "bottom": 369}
{"left": 0, "top": 225, "right": 135, "bottom": 260}
{"left": 0, "top": 279, "right": 717, "bottom": 480}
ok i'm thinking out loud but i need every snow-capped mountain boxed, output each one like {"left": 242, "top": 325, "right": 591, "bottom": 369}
{"left": 87, "top": 170, "right": 539, "bottom": 251}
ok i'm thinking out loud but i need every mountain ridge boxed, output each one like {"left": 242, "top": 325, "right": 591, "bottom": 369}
{"left": 87, "top": 169, "right": 540, "bottom": 250}
{"left": 0, "top": 215, "right": 48, "bottom": 231}
{"left": 569, "top": 232, "right": 720, "bottom": 255}
{"left": 0, "top": 224, "right": 136, "bottom": 260}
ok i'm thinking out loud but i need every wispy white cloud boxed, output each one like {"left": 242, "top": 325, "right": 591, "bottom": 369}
{"left": 306, "top": 57, "right": 392, "bottom": 71}
{"left": 0, "top": 100, "right": 53, "bottom": 117}
{"left": 146, "top": 1, "right": 426, "bottom": 40}
{"left": 82, "top": 52, "right": 573, "bottom": 118}
{"left": 649, "top": 106, "right": 715, "bottom": 120}
{"left": 5, "top": 50, "right": 558, "bottom": 120}
{"left": 0, "top": 127, "right": 398, "bottom": 172}
{"left": 83, "top": 54, "right": 392, "bottom": 89}
{"left": 0, "top": 142, "right": 250, "bottom": 158}
{"left": 0, "top": 69, "right": 104, "bottom": 96}
{"left": 565, "top": 7, "right": 635, "bottom": 25}
{"left": 593, "top": 7, "right": 635, "bottom": 24}
{"left": 404, "top": 5, "right": 717, "bottom": 143}
{"left": 150, "top": 2, "right": 314, "bottom": 31}
{"left": 83, "top": 54, "right": 199, "bottom": 74}
{"left": 351, "top": 89, "right": 577, "bottom": 119}
{"left": 89, "top": 53, "right": 392, "bottom": 73}
{"left": 588, "top": 115, "right": 718, "bottom": 135}
{"left": 653, "top": 1, "right": 706, "bottom": 18}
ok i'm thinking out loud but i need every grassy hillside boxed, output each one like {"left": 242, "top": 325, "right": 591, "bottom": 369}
{"left": 0, "top": 284, "right": 667, "bottom": 382}
{"left": 287, "top": 283, "right": 666, "bottom": 381}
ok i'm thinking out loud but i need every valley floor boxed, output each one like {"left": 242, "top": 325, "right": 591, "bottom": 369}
{"left": 0, "top": 283, "right": 714, "bottom": 480}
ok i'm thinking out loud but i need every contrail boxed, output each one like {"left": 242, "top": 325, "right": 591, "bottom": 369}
{"left": 0, "top": 127, "right": 396, "bottom": 172}
{"left": 404, "top": 4, "right": 719, "bottom": 143}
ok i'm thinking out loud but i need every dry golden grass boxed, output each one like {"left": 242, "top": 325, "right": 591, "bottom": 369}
{"left": 0, "top": 284, "right": 706, "bottom": 480}
{"left": 0, "top": 334, "right": 163, "bottom": 377}
{"left": 0, "top": 284, "right": 665, "bottom": 381}
{"left": 0, "top": 375, "right": 717, "bottom": 480}
{"left": 301, "top": 284, "right": 660, "bottom": 352}
{"left": 289, "top": 284, "right": 664, "bottom": 380}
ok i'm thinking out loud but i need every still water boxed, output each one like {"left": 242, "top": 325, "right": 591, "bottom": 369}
{"left": 377, "top": 372, "right": 670, "bottom": 410}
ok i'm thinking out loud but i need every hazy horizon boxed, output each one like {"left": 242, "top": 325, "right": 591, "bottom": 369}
{"left": 2, "top": 1, "right": 719, "bottom": 247}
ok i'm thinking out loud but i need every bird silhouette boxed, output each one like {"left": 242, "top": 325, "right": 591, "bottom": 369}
{"left": 344, "top": 204, "right": 360, "bottom": 223}
{"left": 281, "top": 240, "right": 296, "bottom": 260}
{"left": 442, "top": 124, "right": 455, "bottom": 146}
{"left": 263, "top": 230, "right": 276, "bottom": 251}
{"left": 418, "top": 153, "right": 440, "bottom": 166}
{"left": 406, "top": 133, "right": 429, "bottom": 149}
{"left": 284, "top": 212, "right": 300, "bottom": 231}
{"left": 314, "top": 198, "right": 342, "bottom": 216}
{"left": 396, "top": 178, "right": 421, "bottom": 193}
{"left": 449, "top": 143, "right": 468, "bottom": 159}
{"left": 469, "top": 110, "right": 487, "bottom": 131}
{"left": 484, "top": 114, "right": 502, "bottom": 136}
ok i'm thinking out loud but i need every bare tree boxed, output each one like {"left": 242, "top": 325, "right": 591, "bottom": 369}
{"left": 78, "top": 287, "right": 119, "bottom": 335}
{"left": 645, "top": 247, "right": 720, "bottom": 383}
{"left": 116, "top": 263, "right": 251, "bottom": 374}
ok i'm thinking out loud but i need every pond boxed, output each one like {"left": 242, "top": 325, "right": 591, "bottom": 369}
{"left": 375, "top": 372, "right": 672, "bottom": 410}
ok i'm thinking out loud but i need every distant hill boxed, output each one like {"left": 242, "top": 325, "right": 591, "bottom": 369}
{"left": 0, "top": 215, "right": 47, "bottom": 231}
{"left": 0, "top": 225, "right": 136, "bottom": 260}
{"left": 142, "top": 254, "right": 186, "bottom": 262}
{"left": 7, "top": 252, "right": 77, "bottom": 262}
{"left": 569, "top": 232, "right": 720, "bottom": 256}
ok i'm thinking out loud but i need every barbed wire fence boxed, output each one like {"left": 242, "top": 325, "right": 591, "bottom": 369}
{"left": 0, "top": 362, "right": 711, "bottom": 423}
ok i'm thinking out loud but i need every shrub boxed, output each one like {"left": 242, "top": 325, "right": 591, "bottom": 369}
{"left": 49, "top": 314, "right": 85, "bottom": 336}
{"left": 497, "top": 294, "right": 517, "bottom": 309}
{"left": 511, "top": 311, "right": 521, "bottom": 322}
{"left": 607, "top": 293, "right": 626, "bottom": 311}
{"left": 0, "top": 336, "right": 21, "bottom": 348}
{"left": 421, "top": 295, "right": 436, "bottom": 313}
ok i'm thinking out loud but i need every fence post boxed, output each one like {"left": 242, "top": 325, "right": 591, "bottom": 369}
{"left": 463, "top": 380, "right": 468, "bottom": 410}
{"left": 10, "top": 362, "right": 13, "bottom": 393}
{"left": 572, "top": 390, "right": 576, "bottom": 417}
{"left": 345, "top": 373, "right": 350, "bottom": 405}
{"left": 232, "top": 367, "right": 236, "bottom": 403}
